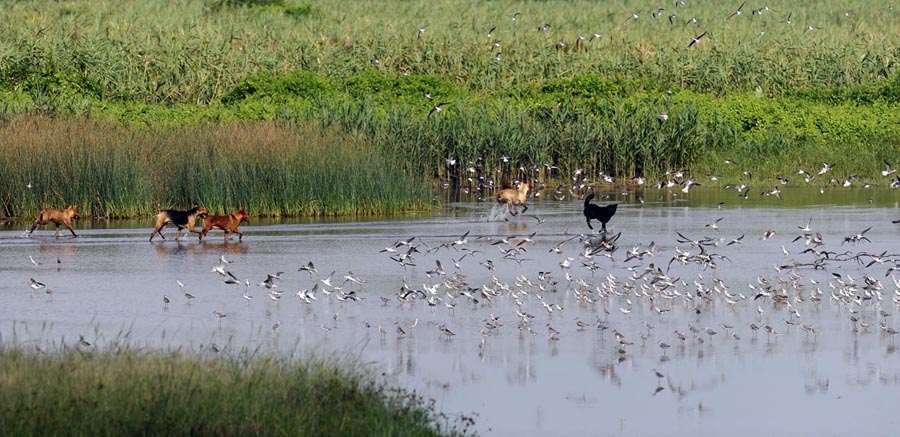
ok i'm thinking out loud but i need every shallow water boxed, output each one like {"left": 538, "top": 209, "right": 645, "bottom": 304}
{"left": 3, "top": 188, "right": 900, "bottom": 436}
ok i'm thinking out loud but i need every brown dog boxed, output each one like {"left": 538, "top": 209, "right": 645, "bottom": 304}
{"left": 149, "top": 204, "right": 208, "bottom": 242}
{"left": 200, "top": 208, "right": 250, "bottom": 242}
{"left": 28, "top": 194, "right": 80, "bottom": 238}
{"left": 496, "top": 182, "right": 530, "bottom": 216}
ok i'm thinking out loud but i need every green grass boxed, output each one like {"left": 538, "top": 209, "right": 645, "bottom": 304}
{"left": 2, "top": 0, "right": 897, "bottom": 102}
{"left": 2, "top": 0, "right": 900, "bottom": 202}
{"left": 0, "top": 117, "right": 432, "bottom": 219}
{"left": 0, "top": 346, "right": 464, "bottom": 435}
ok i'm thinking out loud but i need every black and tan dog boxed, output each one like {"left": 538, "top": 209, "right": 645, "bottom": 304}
{"left": 28, "top": 193, "right": 80, "bottom": 238}
{"left": 200, "top": 207, "right": 250, "bottom": 242}
{"left": 149, "top": 204, "right": 208, "bottom": 242}
{"left": 584, "top": 193, "right": 618, "bottom": 232}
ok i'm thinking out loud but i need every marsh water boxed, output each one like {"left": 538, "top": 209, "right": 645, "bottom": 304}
{"left": 3, "top": 187, "right": 900, "bottom": 436}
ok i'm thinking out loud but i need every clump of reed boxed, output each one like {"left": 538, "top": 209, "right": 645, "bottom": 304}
{"left": 0, "top": 117, "right": 431, "bottom": 219}
{"left": 0, "top": 345, "right": 463, "bottom": 435}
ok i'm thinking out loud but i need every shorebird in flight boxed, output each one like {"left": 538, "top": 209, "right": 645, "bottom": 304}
{"left": 781, "top": 12, "right": 793, "bottom": 25}
{"left": 29, "top": 278, "right": 46, "bottom": 291}
{"left": 727, "top": 2, "right": 745, "bottom": 19}
{"left": 883, "top": 160, "right": 896, "bottom": 177}
{"left": 428, "top": 102, "right": 449, "bottom": 117}
{"left": 299, "top": 261, "right": 317, "bottom": 275}
{"left": 688, "top": 31, "right": 707, "bottom": 48}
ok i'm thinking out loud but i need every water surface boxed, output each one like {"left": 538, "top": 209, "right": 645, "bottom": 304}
{"left": 3, "top": 188, "right": 900, "bottom": 436}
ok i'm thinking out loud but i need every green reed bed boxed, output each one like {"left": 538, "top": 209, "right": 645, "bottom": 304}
{"left": 293, "top": 77, "right": 900, "bottom": 185}
{"left": 0, "top": 117, "right": 431, "bottom": 219}
{"left": 0, "top": 346, "right": 461, "bottom": 436}
{"left": 2, "top": 1, "right": 900, "bottom": 190}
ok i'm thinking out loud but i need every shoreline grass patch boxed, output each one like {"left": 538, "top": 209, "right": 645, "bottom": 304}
{"left": 0, "top": 346, "right": 464, "bottom": 435}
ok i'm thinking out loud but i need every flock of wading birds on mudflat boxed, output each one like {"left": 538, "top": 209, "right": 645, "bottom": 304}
{"left": 20, "top": 154, "right": 900, "bottom": 361}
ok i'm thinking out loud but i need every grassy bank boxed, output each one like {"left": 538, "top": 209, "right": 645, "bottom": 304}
{"left": 0, "top": 347, "right": 463, "bottom": 435}
{"left": 2, "top": 0, "right": 896, "bottom": 102}
{"left": 2, "top": 0, "right": 900, "bottom": 206}
{"left": 0, "top": 117, "right": 431, "bottom": 219}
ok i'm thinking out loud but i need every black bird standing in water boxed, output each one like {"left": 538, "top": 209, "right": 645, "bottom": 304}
{"left": 584, "top": 193, "right": 618, "bottom": 232}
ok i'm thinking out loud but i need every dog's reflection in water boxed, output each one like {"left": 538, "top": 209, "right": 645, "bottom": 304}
{"left": 154, "top": 241, "right": 198, "bottom": 258}
{"left": 499, "top": 221, "right": 528, "bottom": 235}
{"left": 585, "top": 231, "right": 620, "bottom": 256}
{"left": 155, "top": 239, "right": 248, "bottom": 258}
{"left": 201, "top": 240, "right": 249, "bottom": 256}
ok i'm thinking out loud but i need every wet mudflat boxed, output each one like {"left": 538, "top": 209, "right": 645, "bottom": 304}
{"left": 3, "top": 189, "right": 900, "bottom": 436}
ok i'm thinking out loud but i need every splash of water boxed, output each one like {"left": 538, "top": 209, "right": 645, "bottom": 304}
{"left": 484, "top": 204, "right": 510, "bottom": 222}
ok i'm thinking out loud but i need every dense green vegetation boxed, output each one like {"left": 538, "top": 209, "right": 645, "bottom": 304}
{"left": 1, "top": 0, "right": 899, "bottom": 217}
{"left": 0, "top": 118, "right": 430, "bottom": 218}
{"left": 0, "top": 346, "right": 463, "bottom": 435}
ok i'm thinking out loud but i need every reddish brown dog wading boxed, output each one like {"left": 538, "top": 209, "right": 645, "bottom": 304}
{"left": 28, "top": 193, "right": 80, "bottom": 238}
{"left": 200, "top": 208, "right": 250, "bottom": 242}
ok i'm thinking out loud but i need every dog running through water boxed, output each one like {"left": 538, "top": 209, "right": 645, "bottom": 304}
{"left": 200, "top": 208, "right": 250, "bottom": 242}
{"left": 496, "top": 182, "right": 530, "bottom": 216}
{"left": 583, "top": 193, "right": 618, "bottom": 232}
{"left": 28, "top": 193, "right": 80, "bottom": 238}
{"left": 149, "top": 204, "right": 208, "bottom": 242}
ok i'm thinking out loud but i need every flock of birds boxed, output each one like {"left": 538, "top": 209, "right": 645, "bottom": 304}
{"left": 23, "top": 190, "right": 900, "bottom": 354}
{"left": 9, "top": 5, "right": 900, "bottom": 426}
{"left": 440, "top": 152, "right": 900, "bottom": 211}
{"left": 401, "top": 2, "right": 860, "bottom": 69}
{"left": 13, "top": 164, "right": 900, "bottom": 409}
{"left": 386, "top": 2, "right": 885, "bottom": 123}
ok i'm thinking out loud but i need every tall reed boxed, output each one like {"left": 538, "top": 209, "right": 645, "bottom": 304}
{"left": 0, "top": 117, "right": 431, "bottom": 218}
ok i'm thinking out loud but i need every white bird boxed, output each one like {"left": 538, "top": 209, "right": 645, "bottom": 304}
{"left": 299, "top": 261, "right": 317, "bottom": 275}
{"left": 321, "top": 271, "right": 336, "bottom": 288}
{"left": 452, "top": 231, "right": 470, "bottom": 247}
{"left": 343, "top": 271, "right": 366, "bottom": 285}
